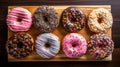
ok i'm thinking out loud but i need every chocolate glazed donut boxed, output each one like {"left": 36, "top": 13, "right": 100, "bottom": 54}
{"left": 33, "top": 6, "right": 59, "bottom": 33}
{"left": 6, "top": 33, "right": 34, "bottom": 58}
{"left": 61, "top": 7, "right": 86, "bottom": 33}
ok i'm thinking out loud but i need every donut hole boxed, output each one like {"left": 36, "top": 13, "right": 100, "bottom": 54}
{"left": 17, "top": 18, "right": 22, "bottom": 22}
{"left": 98, "top": 17, "right": 102, "bottom": 23}
{"left": 17, "top": 41, "right": 24, "bottom": 48}
{"left": 71, "top": 17, "right": 77, "bottom": 22}
{"left": 99, "top": 44, "right": 103, "bottom": 47}
{"left": 43, "top": 16, "right": 48, "bottom": 22}
{"left": 45, "top": 43, "right": 51, "bottom": 48}
{"left": 72, "top": 44, "right": 77, "bottom": 47}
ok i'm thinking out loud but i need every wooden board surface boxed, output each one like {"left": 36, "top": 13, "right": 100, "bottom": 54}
{"left": 8, "top": 5, "right": 112, "bottom": 61}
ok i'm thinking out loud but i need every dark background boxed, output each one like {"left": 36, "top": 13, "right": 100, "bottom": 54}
{"left": 0, "top": 0, "right": 120, "bottom": 67}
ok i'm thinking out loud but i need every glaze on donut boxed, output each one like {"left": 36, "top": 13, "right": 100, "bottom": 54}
{"left": 61, "top": 7, "right": 86, "bottom": 33}
{"left": 33, "top": 6, "right": 59, "bottom": 33}
{"left": 88, "top": 33, "right": 114, "bottom": 60}
{"left": 87, "top": 8, "right": 113, "bottom": 33}
{"left": 7, "top": 33, "right": 34, "bottom": 58}
{"left": 7, "top": 7, "right": 32, "bottom": 32}
{"left": 62, "top": 33, "right": 87, "bottom": 58}
{"left": 35, "top": 33, "right": 60, "bottom": 59}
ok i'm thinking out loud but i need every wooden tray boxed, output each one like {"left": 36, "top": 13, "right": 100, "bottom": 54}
{"left": 8, "top": 5, "right": 112, "bottom": 61}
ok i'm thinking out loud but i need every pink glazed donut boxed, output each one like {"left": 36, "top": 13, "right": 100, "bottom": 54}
{"left": 7, "top": 7, "right": 32, "bottom": 32}
{"left": 62, "top": 33, "right": 87, "bottom": 58}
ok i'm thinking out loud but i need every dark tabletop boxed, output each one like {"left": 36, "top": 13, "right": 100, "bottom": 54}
{"left": 0, "top": 0, "right": 120, "bottom": 67}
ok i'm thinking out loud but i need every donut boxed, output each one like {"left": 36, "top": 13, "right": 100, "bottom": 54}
{"left": 33, "top": 6, "right": 59, "bottom": 33}
{"left": 6, "top": 33, "right": 34, "bottom": 58}
{"left": 61, "top": 7, "right": 86, "bottom": 33}
{"left": 87, "top": 8, "right": 113, "bottom": 33}
{"left": 88, "top": 33, "right": 114, "bottom": 60}
{"left": 7, "top": 7, "right": 32, "bottom": 32}
{"left": 62, "top": 33, "right": 87, "bottom": 58}
{"left": 35, "top": 33, "right": 60, "bottom": 59}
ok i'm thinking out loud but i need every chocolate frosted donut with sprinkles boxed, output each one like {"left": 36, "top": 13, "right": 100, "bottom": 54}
{"left": 61, "top": 7, "right": 86, "bottom": 33}
{"left": 88, "top": 33, "right": 114, "bottom": 60}
{"left": 35, "top": 33, "right": 60, "bottom": 59}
